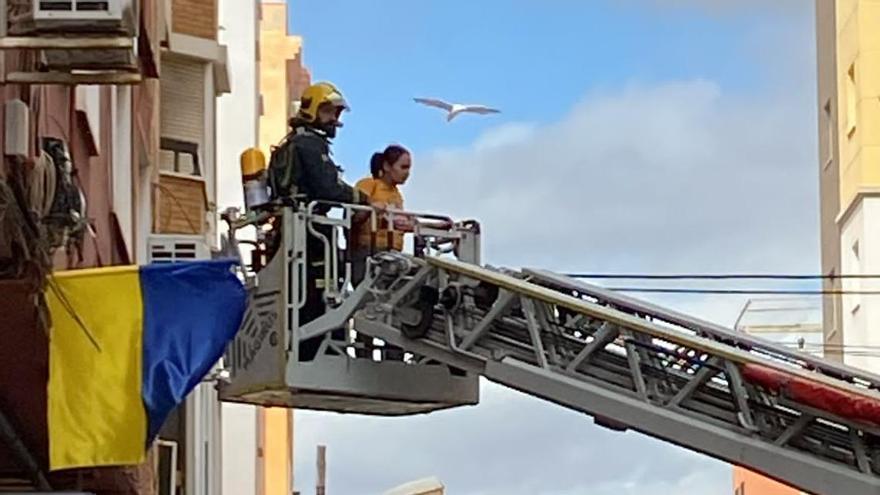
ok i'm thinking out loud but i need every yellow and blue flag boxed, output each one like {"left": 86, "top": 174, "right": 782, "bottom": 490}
{"left": 45, "top": 259, "right": 247, "bottom": 470}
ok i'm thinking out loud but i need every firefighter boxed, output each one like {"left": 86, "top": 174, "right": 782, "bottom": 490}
{"left": 268, "top": 81, "right": 369, "bottom": 361}
{"left": 269, "top": 81, "right": 367, "bottom": 206}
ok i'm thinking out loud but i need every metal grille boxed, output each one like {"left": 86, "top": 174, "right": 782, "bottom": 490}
{"left": 148, "top": 236, "right": 208, "bottom": 264}
{"left": 37, "top": 1, "right": 110, "bottom": 12}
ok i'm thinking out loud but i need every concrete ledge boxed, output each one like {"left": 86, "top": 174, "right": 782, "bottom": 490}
{"left": 167, "top": 32, "right": 225, "bottom": 63}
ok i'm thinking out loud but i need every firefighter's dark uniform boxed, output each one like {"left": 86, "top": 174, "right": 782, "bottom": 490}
{"left": 271, "top": 124, "right": 364, "bottom": 361}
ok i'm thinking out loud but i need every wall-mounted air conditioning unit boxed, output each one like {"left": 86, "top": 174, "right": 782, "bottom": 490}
{"left": 147, "top": 235, "right": 211, "bottom": 264}
{"left": 8, "top": 0, "right": 138, "bottom": 36}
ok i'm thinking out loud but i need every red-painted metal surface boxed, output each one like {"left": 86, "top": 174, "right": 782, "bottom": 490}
{"left": 743, "top": 363, "right": 880, "bottom": 427}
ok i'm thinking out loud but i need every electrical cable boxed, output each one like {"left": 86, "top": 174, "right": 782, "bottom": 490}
{"left": 565, "top": 273, "right": 880, "bottom": 280}
{"left": 606, "top": 287, "right": 880, "bottom": 295}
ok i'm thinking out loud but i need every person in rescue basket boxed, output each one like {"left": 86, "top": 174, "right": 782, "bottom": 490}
{"left": 350, "top": 144, "right": 414, "bottom": 359}
{"left": 267, "top": 81, "right": 370, "bottom": 362}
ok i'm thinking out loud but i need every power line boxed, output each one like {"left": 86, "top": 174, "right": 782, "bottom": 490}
{"left": 606, "top": 287, "right": 880, "bottom": 295}
{"left": 565, "top": 273, "right": 880, "bottom": 280}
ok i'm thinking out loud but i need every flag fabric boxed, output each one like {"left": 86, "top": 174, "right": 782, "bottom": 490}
{"left": 46, "top": 259, "right": 247, "bottom": 470}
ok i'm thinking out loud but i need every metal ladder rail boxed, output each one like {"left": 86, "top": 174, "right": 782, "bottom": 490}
{"left": 353, "top": 255, "right": 880, "bottom": 495}
{"left": 431, "top": 257, "right": 880, "bottom": 404}
{"left": 415, "top": 278, "right": 878, "bottom": 469}
{"left": 525, "top": 268, "right": 880, "bottom": 391}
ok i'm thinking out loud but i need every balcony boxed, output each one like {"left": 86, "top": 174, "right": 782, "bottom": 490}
{"left": 156, "top": 137, "right": 208, "bottom": 236}
{"left": 0, "top": 0, "right": 160, "bottom": 85}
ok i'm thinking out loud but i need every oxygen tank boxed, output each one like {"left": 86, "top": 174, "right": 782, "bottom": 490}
{"left": 240, "top": 147, "right": 269, "bottom": 209}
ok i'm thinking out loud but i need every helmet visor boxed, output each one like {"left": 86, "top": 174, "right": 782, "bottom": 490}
{"left": 325, "top": 92, "right": 349, "bottom": 112}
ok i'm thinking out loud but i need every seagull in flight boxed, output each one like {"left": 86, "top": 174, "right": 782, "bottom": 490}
{"left": 414, "top": 97, "right": 501, "bottom": 122}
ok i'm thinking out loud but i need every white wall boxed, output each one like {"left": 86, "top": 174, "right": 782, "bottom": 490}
{"left": 180, "top": 381, "right": 223, "bottom": 495}
{"left": 205, "top": 61, "right": 218, "bottom": 246}
{"left": 217, "top": 1, "right": 260, "bottom": 495}
{"left": 217, "top": 0, "right": 259, "bottom": 214}
{"left": 76, "top": 86, "right": 102, "bottom": 150}
{"left": 221, "top": 404, "right": 259, "bottom": 495}
{"left": 135, "top": 164, "right": 151, "bottom": 263}
{"left": 841, "top": 197, "right": 880, "bottom": 373}
{"left": 111, "top": 86, "right": 134, "bottom": 259}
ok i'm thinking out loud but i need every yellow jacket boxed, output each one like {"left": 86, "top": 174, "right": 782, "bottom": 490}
{"left": 353, "top": 177, "right": 404, "bottom": 252}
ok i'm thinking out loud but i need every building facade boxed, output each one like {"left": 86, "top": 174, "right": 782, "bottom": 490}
{"left": 152, "top": 2, "right": 235, "bottom": 495}
{"left": 0, "top": 0, "right": 163, "bottom": 491}
{"left": 816, "top": 0, "right": 880, "bottom": 370}
{"left": 0, "top": 0, "right": 268, "bottom": 493}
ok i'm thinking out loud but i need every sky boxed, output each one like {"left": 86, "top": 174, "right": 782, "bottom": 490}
{"left": 285, "top": 1, "right": 820, "bottom": 493}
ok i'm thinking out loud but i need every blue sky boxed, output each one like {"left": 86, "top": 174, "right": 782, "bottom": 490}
{"left": 287, "top": 2, "right": 821, "bottom": 494}
{"left": 289, "top": 1, "right": 799, "bottom": 178}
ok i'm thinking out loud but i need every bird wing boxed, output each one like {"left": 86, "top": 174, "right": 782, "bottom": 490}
{"left": 462, "top": 105, "right": 501, "bottom": 115}
{"left": 414, "top": 97, "right": 454, "bottom": 112}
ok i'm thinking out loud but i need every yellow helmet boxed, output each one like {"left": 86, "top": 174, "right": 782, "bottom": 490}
{"left": 297, "top": 81, "right": 349, "bottom": 124}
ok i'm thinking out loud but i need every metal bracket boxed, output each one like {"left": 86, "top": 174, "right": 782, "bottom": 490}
{"left": 567, "top": 322, "right": 619, "bottom": 372}
{"left": 668, "top": 357, "right": 723, "bottom": 408}
{"left": 298, "top": 273, "right": 375, "bottom": 341}
{"left": 460, "top": 289, "right": 515, "bottom": 351}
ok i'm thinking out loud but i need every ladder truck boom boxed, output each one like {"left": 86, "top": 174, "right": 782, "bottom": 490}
{"left": 219, "top": 203, "right": 880, "bottom": 495}
{"left": 355, "top": 254, "right": 880, "bottom": 495}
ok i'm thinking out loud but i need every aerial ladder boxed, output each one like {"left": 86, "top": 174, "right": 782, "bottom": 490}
{"left": 217, "top": 201, "right": 880, "bottom": 495}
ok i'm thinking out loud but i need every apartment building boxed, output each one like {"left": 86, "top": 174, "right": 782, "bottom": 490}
{"left": 816, "top": 0, "right": 880, "bottom": 370}
{"left": 0, "top": 0, "right": 163, "bottom": 491}
{"left": 153, "top": 2, "right": 234, "bottom": 493}
{"left": 0, "top": 0, "right": 263, "bottom": 493}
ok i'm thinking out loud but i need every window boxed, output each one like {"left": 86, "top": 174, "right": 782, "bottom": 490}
{"left": 846, "top": 63, "right": 857, "bottom": 138}
{"left": 823, "top": 98, "right": 834, "bottom": 169}
{"left": 160, "top": 137, "right": 201, "bottom": 176}
{"left": 850, "top": 240, "right": 862, "bottom": 314}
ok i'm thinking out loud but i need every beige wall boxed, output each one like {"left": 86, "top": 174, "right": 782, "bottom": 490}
{"left": 261, "top": 408, "right": 292, "bottom": 495}
{"left": 258, "top": 1, "right": 305, "bottom": 155}
{"left": 817, "top": 0, "right": 843, "bottom": 360}
{"left": 834, "top": 0, "right": 880, "bottom": 211}
{"left": 818, "top": 0, "right": 880, "bottom": 367}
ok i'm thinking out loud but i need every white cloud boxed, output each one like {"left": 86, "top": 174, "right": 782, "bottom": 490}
{"left": 471, "top": 123, "right": 538, "bottom": 152}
